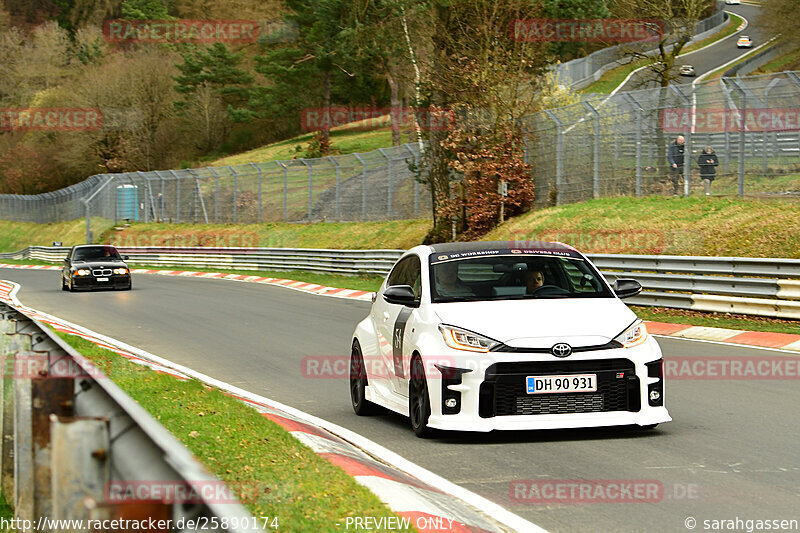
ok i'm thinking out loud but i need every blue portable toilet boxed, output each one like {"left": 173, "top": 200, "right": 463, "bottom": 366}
{"left": 116, "top": 184, "right": 139, "bottom": 221}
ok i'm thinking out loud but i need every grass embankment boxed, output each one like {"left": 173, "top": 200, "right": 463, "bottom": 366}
{"left": 0, "top": 219, "right": 114, "bottom": 252}
{"left": 485, "top": 196, "right": 800, "bottom": 258}
{"left": 754, "top": 48, "right": 800, "bottom": 74}
{"left": 210, "top": 115, "right": 412, "bottom": 167}
{"left": 54, "top": 332, "right": 415, "bottom": 532}
{"left": 580, "top": 13, "right": 744, "bottom": 94}
{"left": 0, "top": 492, "right": 13, "bottom": 530}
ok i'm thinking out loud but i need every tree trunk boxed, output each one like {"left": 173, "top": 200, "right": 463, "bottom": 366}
{"left": 386, "top": 66, "right": 401, "bottom": 146}
{"left": 321, "top": 69, "right": 331, "bottom": 147}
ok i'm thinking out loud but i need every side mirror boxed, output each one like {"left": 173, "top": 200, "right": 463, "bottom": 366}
{"left": 383, "top": 285, "right": 417, "bottom": 306}
{"left": 614, "top": 278, "right": 642, "bottom": 299}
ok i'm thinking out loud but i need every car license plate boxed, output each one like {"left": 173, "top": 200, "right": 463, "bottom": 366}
{"left": 96, "top": 277, "right": 109, "bottom": 282}
{"left": 527, "top": 374, "right": 597, "bottom": 394}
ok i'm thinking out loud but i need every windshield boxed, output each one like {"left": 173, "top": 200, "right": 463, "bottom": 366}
{"left": 430, "top": 254, "right": 612, "bottom": 303}
{"left": 73, "top": 246, "right": 122, "bottom": 261}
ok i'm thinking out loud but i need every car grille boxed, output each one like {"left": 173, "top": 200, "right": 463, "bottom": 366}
{"left": 479, "top": 359, "right": 640, "bottom": 417}
{"left": 92, "top": 268, "right": 112, "bottom": 276}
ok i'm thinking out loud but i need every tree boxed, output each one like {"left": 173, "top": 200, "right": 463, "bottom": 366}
{"left": 543, "top": 0, "right": 612, "bottom": 60}
{"left": 173, "top": 43, "right": 254, "bottom": 150}
{"left": 417, "top": 0, "right": 551, "bottom": 240}
{"left": 120, "top": 0, "right": 171, "bottom": 19}
{"left": 614, "top": 0, "right": 712, "bottom": 89}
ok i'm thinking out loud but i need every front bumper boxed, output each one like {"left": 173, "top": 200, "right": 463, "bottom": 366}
{"left": 423, "top": 338, "right": 671, "bottom": 432}
{"left": 71, "top": 274, "right": 131, "bottom": 290}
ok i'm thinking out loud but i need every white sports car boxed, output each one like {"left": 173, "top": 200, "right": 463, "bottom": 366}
{"left": 350, "top": 241, "right": 671, "bottom": 437}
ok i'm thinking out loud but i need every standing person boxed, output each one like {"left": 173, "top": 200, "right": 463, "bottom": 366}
{"left": 697, "top": 145, "right": 718, "bottom": 196}
{"left": 667, "top": 135, "right": 685, "bottom": 196}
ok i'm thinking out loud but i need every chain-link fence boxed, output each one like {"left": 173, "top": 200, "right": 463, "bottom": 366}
{"left": 521, "top": 71, "right": 800, "bottom": 206}
{"left": 0, "top": 142, "right": 430, "bottom": 240}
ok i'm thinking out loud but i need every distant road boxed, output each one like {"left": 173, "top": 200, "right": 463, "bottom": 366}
{"left": 617, "top": 3, "right": 767, "bottom": 92}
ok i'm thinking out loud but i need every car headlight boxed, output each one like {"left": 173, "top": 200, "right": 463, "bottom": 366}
{"left": 439, "top": 324, "right": 500, "bottom": 352}
{"left": 614, "top": 320, "right": 648, "bottom": 348}
{"left": 74, "top": 269, "right": 90, "bottom": 276}
{"left": 113, "top": 268, "right": 128, "bottom": 275}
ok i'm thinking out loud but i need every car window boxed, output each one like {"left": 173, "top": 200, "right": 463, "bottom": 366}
{"left": 387, "top": 255, "right": 422, "bottom": 299}
{"left": 430, "top": 254, "right": 612, "bottom": 302}
{"left": 73, "top": 246, "right": 122, "bottom": 261}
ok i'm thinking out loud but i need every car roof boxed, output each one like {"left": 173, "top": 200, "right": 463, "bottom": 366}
{"left": 425, "top": 240, "right": 584, "bottom": 262}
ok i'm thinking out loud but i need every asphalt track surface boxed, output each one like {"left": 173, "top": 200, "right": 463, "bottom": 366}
{"left": 3, "top": 268, "right": 798, "bottom": 533}
{"left": 617, "top": 3, "right": 767, "bottom": 92}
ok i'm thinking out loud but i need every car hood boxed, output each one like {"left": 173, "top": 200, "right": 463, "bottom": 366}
{"left": 433, "top": 298, "right": 637, "bottom": 348}
{"left": 72, "top": 259, "right": 127, "bottom": 268}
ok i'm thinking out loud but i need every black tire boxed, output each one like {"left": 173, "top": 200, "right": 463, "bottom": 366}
{"left": 68, "top": 277, "right": 75, "bottom": 292}
{"left": 409, "top": 357, "right": 432, "bottom": 438}
{"left": 350, "top": 340, "right": 379, "bottom": 415}
{"left": 639, "top": 424, "right": 659, "bottom": 430}
{"left": 61, "top": 276, "right": 68, "bottom": 291}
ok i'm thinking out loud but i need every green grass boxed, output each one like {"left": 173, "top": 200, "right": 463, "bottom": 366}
{"left": 633, "top": 306, "right": 800, "bottom": 335}
{"left": 53, "top": 332, "right": 415, "bottom": 532}
{"left": 101, "top": 220, "right": 430, "bottom": 252}
{"left": 484, "top": 196, "right": 800, "bottom": 258}
{"left": 210, "top": 115, "right": 411, "bottom": 167}
{"left": 580, "top": 14, "right": 744, "bottom": 94}
{"left": 0, "top": 219, "right": 113, "bottom": 253}
{"left": 753, "top": 47, "right": 800, "bottom": 74}
{"left": 0, "top": 492, "right": 13, "bottom": 530}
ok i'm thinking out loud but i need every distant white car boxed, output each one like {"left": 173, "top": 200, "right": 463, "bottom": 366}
{"left": 679, "top": 65, "right": 697, "bottom": 77}
{"left": 725, "top": 0, "right": 740, "bottom": 5}
{"left": 737, "top": 36, "right": 753, "bottom": 48}
{"left": 350, "top": 241, "right": 671, "bottom": 436}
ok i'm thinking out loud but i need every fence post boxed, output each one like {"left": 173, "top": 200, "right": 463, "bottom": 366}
{"left": 721, "top": 80, "right": 732, "bottom": 174}
{"left": 206, "top": 167, "right": 219, "bottom": 223}
{"left": 327, "top": 156, "right": 341, "bottom": 221}
{"left": 229, "top": 166, "right": 238, "bottom": 224}
{"left": 625, "top": 93, "right": 644, "bottom": 197}
{"left": 168, "top": 170, "right": 182, "bottom": 224}
{"left": 545, "top": 110, "right": 564, "bottom": 205}
{"left": 404, "top": 144, "right": 419, "bottom": 218}
{"left": 583, "top": 102, "right": 600, "bottom": 199}
{"left": 277, "top": 161, "right": 288, "bottom": 222}
{"left": 787, "top": 72, "right": 800, "bottom": 158}
{"left": 354, "top": 153, "right": 367, "bottom": 220}
{"left": 250, "top": 162, "right": 262, "bottom": 223}
{"left": 300, "top": 159, "right": 313, "bottom": 221}
{"left": 378, "top": 148, "right": 393, "bottom": 217}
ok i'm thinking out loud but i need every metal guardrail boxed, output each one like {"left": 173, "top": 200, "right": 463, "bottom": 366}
{"left": 2, "top": 247, "right": 800, "bottom": 319}
{"left": 0, "top": 296, "right": 259, "bottom": 531}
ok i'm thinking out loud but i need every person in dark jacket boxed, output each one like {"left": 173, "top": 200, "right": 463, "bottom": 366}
{"left": 697, "top": 145, "right": 718, "bottom": 196}
{"left": 667, "top": 135, "right": 685, "bottom": 196}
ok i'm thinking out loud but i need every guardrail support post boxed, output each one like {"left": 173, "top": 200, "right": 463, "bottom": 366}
{"left": 30, "top": 372, "right": 74, "bottom": 520}
{"left": 52, "top": 417, "right": 110, "bottom": 525}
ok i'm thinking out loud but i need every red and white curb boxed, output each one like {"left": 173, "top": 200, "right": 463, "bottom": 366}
{"left": 0, "top": 278, "right": 542, "bottom": 533}
{"left": 0, "top": 263, "right": 375, "bottom": 301}
{"left": 647, "top": 321, "right": 800, "bottom": 352}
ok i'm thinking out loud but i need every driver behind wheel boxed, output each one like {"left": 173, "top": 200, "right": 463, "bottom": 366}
{"left": 524, "top": 268, "right": 545, "bottom": 294}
